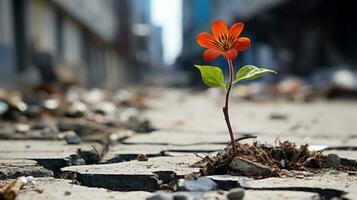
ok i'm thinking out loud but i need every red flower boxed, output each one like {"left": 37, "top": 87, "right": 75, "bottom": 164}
{"left": 197, "top": 20, "right": 251, "bottom": 62}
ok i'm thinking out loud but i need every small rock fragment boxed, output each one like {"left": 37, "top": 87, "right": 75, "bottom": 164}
{"left": 279, "top": 159, "right": 286, "bottom": 168}
{"left": 326, "top": 153, "right": 340, "bottom": 168}
{"left": 269, "top": 113, "right": 287, "bottom": 120}
{"left": 66, "top": 101, "right": 87, "bottom": 117}
{"left": 64, "top": 154, "right": 86, "bottom": 165}
{"left": 183, "top": 177, "right": 217, "bottom": 191}
{"left": 0, "top": 100, "right": 9, "bottom": 116}
{"left": 227, "top": 188, "right": 245, "bottom": 200}
{"left": 137, "top": 154, "right": 148, "bottom": 161}
{"left": 229, "top": 157, "right": 271, "bottom": 176}
{"left": 15, "top": 123, "right": 30, "bottom": 133}
{"left": 62, "top": 131, "right": 81, "bottom": 144}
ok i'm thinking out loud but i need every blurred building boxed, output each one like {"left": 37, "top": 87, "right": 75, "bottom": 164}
{"left": 178, "top": 0, "right": 357, "bottom": 86}
{"left": 115, "top": 0, "right": 163, "bottom": 83}
{"left": 0, "top": 0, "right": 126, "bottom": 88}
{"left": 241, "top": 0, "right": 357, "bottom": 76}
{"left": 149, "top": 26, "right": 164, "bottom": 71}
{"left": 0, "top": 0, "right": 164, "bottom": 88}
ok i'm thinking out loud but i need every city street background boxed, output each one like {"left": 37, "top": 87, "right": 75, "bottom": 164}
{"left": 1, "top": 1, "right": 357, "bottom": 200}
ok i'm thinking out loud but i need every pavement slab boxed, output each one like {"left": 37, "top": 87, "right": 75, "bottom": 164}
{"left": 6, "top": 178, "right": 152, "bottom": 200}
{"left": 324, "top": 150, "right": 357, "bottom": 160}
{"left": 102, "top": 143, "right": 225, "bottom": 163}
{"left": 0, "top": 140, "right": 103, "bottom": 172}
{"left": 0, "top": 159, "right": 53, "bottom": 180}
{"left": 123, "top": 130, "right": 231, "bottom": 145}
{"left": 61, "top": 156, "right": 201, "bottom": 191}
{"left": 101, "top": 144, "right": 167, "bottom": 163}
{"left": 144, "top": 90, "right": 357, "bottom": 138}
{"left": 207, "top": 170, "right": 357, "bottom": 199}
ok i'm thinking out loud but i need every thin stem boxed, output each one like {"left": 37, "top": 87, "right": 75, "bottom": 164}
{"left": 223, "top": 59, "right": 237, "bottom": 154}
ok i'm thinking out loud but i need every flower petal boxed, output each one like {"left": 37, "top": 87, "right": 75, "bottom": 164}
{"left": 233, "top": 37, "right": 251, "bottom": 51}
{"left": 203, "top": 48, "right": 221, "bottom": 62}
{"left": 222, "top": 49, "right": 238, "bottom": 60}
{"left": 196, "top": 32, "right": 215, "bottom": 48}
{"left": 211, "top": 20, "right": 228, "bottom": 39}
{"left": 229, "top": 22, "right": 244, "bottom": 39}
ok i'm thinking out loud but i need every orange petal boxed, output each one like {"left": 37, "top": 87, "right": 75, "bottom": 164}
{"left": 229, "top": 22, "right": 244, "bottom": 39}
{"left": 211, "top": 20, "right": 228, "bottom": 39}
{"left": 233, "top": 37, "right": 251, "bottom": 51}
{"left": 222, "top": 49, "right": 238, "bottom": 60}
{"left": 197, "top": 32, "right": 215, "bottom": 48}
{"left": 203, "top": 48, "right": 221, "bottom": 62}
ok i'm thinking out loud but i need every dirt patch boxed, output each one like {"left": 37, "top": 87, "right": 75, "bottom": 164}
{"left": 194, "top": 139, "right": 357, "bottom": 179}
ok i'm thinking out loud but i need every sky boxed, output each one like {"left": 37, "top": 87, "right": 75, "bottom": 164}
{"left": 151, "top": 0, "right": 182, "bottom": 65}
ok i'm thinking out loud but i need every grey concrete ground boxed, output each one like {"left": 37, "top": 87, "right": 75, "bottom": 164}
{"left": 1, "top": 89, "right": 357, "bottom": 199}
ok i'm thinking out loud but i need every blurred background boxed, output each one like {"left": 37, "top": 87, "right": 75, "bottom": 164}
{"left": 1, "top": 0, "right": 357, "bottom": 99}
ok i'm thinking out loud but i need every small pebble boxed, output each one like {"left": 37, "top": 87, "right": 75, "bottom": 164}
{"left": 269, "top": 113, "right": 287, "bottom": 120}
{"left": 326, "top": 154, "right": 340, "bottom": 168}
{"left": 227, "top": 188, "right": 245, "bottom": 200}
{"left": 184, "top": 177, "right": 217, "bottom": 191}
{"left": 63, "top": 131, "right": 81, "bottom": 144}
{"left": 137, "top": 154, "right": 148, "bottom": 161}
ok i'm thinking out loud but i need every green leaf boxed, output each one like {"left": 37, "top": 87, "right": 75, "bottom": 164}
{"left": 194, "top": 65, "right": 226, "bottom": 92}
{"left": 234, "top": 65, "right": 277, "bottom": 83}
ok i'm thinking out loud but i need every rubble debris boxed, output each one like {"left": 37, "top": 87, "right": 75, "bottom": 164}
{"left": 0, "top": 87, "right": 152, "bottom": 139}
{"left": 65, "top": 101, "right": 87, "bottom": 118}
{"left": 0, "top": 176, "right": 34, "bottom": 200}
{"left": 120, "top": 108, "right": 154, "bottom": 133}
{"left": 64, "top": 154, "right": 86, "bottom": 166}
{"left": 195, "top": 140, "right": 357, "bottom": 179}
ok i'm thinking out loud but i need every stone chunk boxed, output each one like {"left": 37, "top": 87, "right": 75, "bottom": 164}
{"left": 61, "top": 156, "right": 201, "bottom": 192}
{"left": 229, "top": 157, "right": 271, "bottom": 177}
{"left": 182, "top": 177, "right": 217, "bottom": 191}
{"left": 226, "top": 188, "right": 245, "bottom": 200}
{"left": 326, "top": 153, "right": 340, "bottom": 168}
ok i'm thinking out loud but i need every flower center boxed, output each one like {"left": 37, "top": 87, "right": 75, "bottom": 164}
{"left": 216, "top": 36, "right": 234, "bottom": 51}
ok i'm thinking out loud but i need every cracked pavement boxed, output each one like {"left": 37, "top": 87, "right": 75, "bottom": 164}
{"left": 1, "top": 89, "right": 357, "bottom": 199}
